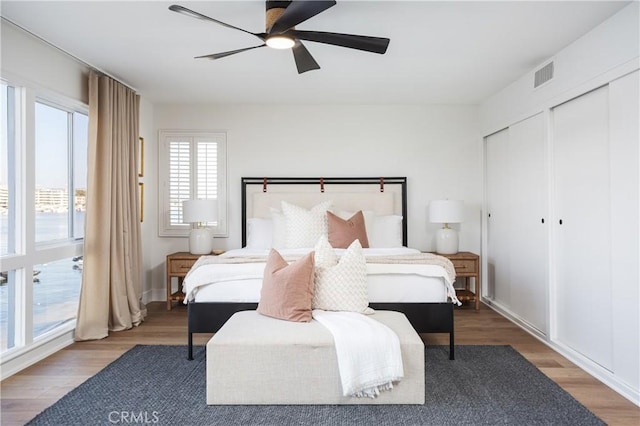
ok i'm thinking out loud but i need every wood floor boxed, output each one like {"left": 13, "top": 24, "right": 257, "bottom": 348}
{"left": 2, "top": 302, "right": 639, "bottom": 425}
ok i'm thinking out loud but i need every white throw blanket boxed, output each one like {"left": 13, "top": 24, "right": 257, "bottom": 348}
{"left": 312, "top": 310, "right": 404, "bottom": 398}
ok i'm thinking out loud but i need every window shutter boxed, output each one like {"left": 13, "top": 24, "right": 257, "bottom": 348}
{"left": 168, "top": 140, "right": 191, "bottom": 226}
{"left": 196, "top": 140, "right": 218, "bottom": 226}
{"left": 159, "top": 131, "right": 227, "bottom": 237}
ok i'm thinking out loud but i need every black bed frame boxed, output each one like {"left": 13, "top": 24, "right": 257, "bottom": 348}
{"left": 186, "top": 177, "right": 455, "bottom": 360}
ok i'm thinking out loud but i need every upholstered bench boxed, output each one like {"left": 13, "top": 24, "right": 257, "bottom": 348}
{"left": 206, "top": 310, "right": 425, "bottom": 405}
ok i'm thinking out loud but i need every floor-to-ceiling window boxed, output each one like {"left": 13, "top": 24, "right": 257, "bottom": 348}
{"left": 0, "top": 81, "right": 87, "bottom": 357}
{"left": 1, "top": 83, "right": 18, "bottom": 352}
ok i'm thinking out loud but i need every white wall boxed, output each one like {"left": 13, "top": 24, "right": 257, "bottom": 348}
{"left": 144, "top": 104, "right": 481, "bottom": 301}
{"left": 479, "top": 2, "right": 639, "bottom": 405}
{"left": 1, "top": 19, "right": 88, "bottom": 103}
{"left": 480, "top": 2, "right": 640, "bottom": 135}
{"left": 138, "top": 97, "right": 155, "bottom": 302}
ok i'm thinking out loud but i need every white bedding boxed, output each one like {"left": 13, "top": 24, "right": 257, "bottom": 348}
{"left": 183, "top": 247, "right": 458, "bottom": 304}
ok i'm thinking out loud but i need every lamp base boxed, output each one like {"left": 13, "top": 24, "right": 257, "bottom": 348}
{"left": 189, "top": 228, "right": 212, "bottom": 255}
{"left": 435, "top": 227, "right": 458, "bottom": 255}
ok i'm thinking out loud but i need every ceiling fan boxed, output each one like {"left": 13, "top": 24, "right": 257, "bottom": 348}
{"left": 169, "top": 1, "right": 390, "bottom": 74}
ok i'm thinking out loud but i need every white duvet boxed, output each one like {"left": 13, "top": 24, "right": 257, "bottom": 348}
{"left": 182, "top": 247, "right": 459, "bottom": 304}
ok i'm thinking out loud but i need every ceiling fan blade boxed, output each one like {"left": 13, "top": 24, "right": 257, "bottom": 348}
{"left": 169, "top": 5, "right": 266, "bottom": 41}
{"left": 269, "top": 0, "right": 336, "bottom": 34}
{"left": 288, "top": 30, "right": 389, "bottom": 54}
{"left": 195, "top": 45, "right": 266, "bottom": 60}
{"left": 292, "top": 41, "right": 320, "bottom": 74}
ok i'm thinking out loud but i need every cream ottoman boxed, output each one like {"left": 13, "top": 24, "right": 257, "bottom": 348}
{"left": 206, "top": 310, "right": 425, "bottom": 405}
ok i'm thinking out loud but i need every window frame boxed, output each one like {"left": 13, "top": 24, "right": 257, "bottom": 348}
{"left": 33, "top": 98, "right": 88, "bottom": 246}
{"left": 1, "top": 76, "right": 87, "bottom": 361}
{"left": 158, "top": 130, "right": 227, "bottom": 237}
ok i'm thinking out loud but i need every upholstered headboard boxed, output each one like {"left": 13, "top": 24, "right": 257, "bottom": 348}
{"left": 241, "top": 177, "right": 408, "bottom": 246}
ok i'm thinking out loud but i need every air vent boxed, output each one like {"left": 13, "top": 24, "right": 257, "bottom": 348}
{"left": 534, "top": 61, "right": 554, "bottom": 88}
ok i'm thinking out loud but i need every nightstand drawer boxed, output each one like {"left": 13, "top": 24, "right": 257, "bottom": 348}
{"left": 169, "top": 259, "right": 197, "bottom": 275}
{"left": 166, "top": 252, "right": 202, "bottom": 310}
{"left": 453, "top": 259, "right": 477, "bottom": 274}
{"left": 428, "top": 251, "right": 480, "bottom": 310}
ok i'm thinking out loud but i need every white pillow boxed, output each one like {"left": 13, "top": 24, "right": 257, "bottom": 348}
{"left": 313, "top": 233, "right": 339, "bottom": 267}
{"left": 245, "top": 218, "right": 273, "bottom": 249}
{"left": 270, "top": 208, "right": 287, "bottom": 249}
{"left": 369, "top": 215, "right": 404, "bottom": 248}
{"left": 312, "top": 236, "right": 372, "bottom": 314}
{"left": 281, "top": 200, "right": 333, "bottom": 248}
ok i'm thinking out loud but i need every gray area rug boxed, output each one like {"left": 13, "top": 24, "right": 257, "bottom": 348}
{"left": 27, "top": 345, "right": 604, "bottom": 426}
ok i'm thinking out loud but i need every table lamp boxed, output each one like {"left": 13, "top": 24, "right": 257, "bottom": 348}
{"left": 182, "top": 199, "right": 218, "bottom": 255}
{"left": 429, "top": 200, "right": 464, "bottom": 255}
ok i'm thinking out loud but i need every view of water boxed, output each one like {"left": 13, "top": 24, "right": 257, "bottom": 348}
{"left": 1, "top": 212, "right": 84, "bottom": 352}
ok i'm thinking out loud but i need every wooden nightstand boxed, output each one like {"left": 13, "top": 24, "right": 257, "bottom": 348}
{"left": 435, "top": 251, "right": 481, "bottom": 310}
{"left": 166, "top": 252, "right": 201, "bottom": 310}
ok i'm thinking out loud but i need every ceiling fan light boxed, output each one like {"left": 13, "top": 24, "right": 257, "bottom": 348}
{"left": 266, "top": 35, "right": 295, "bottom": 49}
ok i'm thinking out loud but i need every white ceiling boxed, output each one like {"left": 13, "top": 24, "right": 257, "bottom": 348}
{"left": 0, "top": 1, "right": 630, "bottom": 105}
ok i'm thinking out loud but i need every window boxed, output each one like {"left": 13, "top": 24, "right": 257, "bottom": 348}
{"left": 1, "top": 83, "right": 16, "bottom": 256}
{"left": 0, "top": 80, "right": 88, "bottom": 357}
{"left": 35, "top": 102, "right": 87, "bottom": 243}
{"left": 1, "top": 82, "right": 19, "bottom": 353}
{"left": 33, "top": 257, "right": 83, "bottom": 338}
{"left": 158, "top": 131, "right": 227, "bottom": 237}
{"left": 1, "top": 269, "right": 17, "bottom": 352}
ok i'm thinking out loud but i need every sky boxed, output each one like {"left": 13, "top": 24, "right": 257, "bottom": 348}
{"left": 1, "top": 82, "right": 88, "bottom": 189}
{"left": 35, "top": 102, "right": 88, "bottom": 189}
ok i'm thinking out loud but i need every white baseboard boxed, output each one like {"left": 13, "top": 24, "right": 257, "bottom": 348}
{"left": 549, "top": 340, "right": 640, "bottom": 407}
{"left": 0, "top": 329, "right": 75, "bottom": 380}
{"left": 483, "top": 298, "right": 640, "bottom": 407}
{"left": 141, "top": 288, "right": 154, "bottom": 304}
{"left": 484, "top": 299, "right": 547, "bottom": 340}
{"left": 149, "top": 288, "right": 167, "bottom": 302}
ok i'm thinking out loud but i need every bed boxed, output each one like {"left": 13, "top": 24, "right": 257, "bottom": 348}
{"left": 184, "top": 176, "right": 458, "bottom": 360}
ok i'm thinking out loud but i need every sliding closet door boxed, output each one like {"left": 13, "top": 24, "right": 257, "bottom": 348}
{"left": 485, "top": 116, "right": 548, "bottom": 332}
{"left": 553, "top": 86, "right": 613, "bottom": 369}
{"left": 608, "top": 70, "right": 639, "bottom": 388}
{"left": 508, "top": 114, "right": 547, "bottom": 333}
{"left": 485, "top": 129, "right": 510, "bottom": 305}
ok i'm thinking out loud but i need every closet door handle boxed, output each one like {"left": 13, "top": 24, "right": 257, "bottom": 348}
{"left": 559, "top": 219, "right": 563, "bottom": 225}
{"left": 541, "top": 218, "right": 545, "bottom": 224}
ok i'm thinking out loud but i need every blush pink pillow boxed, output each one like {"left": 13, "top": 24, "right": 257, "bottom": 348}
{"left": 257, "top": 249, "right": 315, "bottom": 322}
{"left": 327, "top": 210, "right": 370, "bottom": 248}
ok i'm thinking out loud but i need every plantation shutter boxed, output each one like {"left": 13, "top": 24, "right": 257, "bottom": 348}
{"left": 159, "top": 131, "right": 227, "bottom": 237}
{"left": 168, "top": 140, "right": 190, "bottom": 226}
{"left": 195, "top": 140, "right": 218, "bottom": 227}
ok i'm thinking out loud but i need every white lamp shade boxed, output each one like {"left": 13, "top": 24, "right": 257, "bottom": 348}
{"left": 182, "top": 199, "right": 218, "bottom": 224}
{"left": 429, "top": 200, "right": 464, "bottom": 224}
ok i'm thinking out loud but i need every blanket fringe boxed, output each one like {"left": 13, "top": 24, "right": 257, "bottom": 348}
{"left": 352, "top": 380, "right": 398, "bottom": 398}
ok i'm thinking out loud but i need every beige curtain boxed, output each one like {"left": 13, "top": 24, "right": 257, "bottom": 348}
{"left": 75, "top": 71, "right": 146, "bottom": 341}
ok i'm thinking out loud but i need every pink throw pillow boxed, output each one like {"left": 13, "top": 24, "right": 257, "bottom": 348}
{"left": 257, "top": 249, "right": 315, "bottom": 322}
{"left": 327, "top": 210, "right": 370, "bottom": 248}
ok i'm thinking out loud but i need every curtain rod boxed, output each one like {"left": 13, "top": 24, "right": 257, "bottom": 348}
{"left": 2, "top": 17, "right": 138, "bottom": 93}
